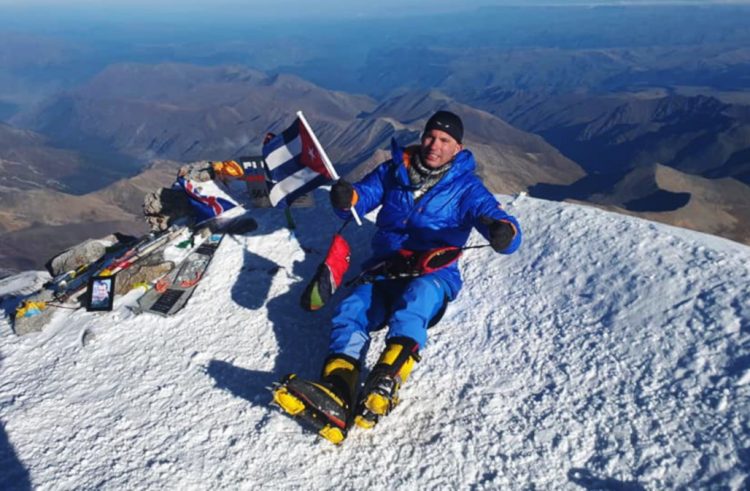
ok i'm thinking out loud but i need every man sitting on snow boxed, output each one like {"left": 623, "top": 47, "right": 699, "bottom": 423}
{"left": 274, "top": 110, "right": 522, "bottom": 443}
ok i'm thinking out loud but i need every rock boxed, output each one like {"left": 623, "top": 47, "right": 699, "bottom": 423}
{"left": 12, "top": 289, "right": 58, "bottom": 336}
{"left": 45, "top": 238, "right": 114, "bottom": 277}
{"left": 178, "top": 161, "right": 215, "bottom": 182}
{"left": 44, "top": 233, "right": 140, "bottom": 277}
{"left": 143, "top": 187, "right": 193, "bottom": 232}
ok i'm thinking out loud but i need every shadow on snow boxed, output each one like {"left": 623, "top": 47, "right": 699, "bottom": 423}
{"left": 568, "top": 468, "right": 645, "bottom": 491}
{"left": 207, "top": 205, "right": 376, "bottom": 413}
{"left": 1, "top": 355, "right": 31, "bottom": 491}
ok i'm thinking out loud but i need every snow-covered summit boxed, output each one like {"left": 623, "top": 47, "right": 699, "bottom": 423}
{"left": 1, "top": 195, "right": 748, "bottom": 489}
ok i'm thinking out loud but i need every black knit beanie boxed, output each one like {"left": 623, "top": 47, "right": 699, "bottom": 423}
{"left": 423, "top": 110, "right": 464, "bottom": 143}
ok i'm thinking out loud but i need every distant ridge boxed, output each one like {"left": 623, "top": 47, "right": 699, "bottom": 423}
{"left": 4, "top": 59, "right": 750, "bottom": 274}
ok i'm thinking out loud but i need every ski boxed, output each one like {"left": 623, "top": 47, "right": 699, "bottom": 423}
{"left": 134, "top": 232, "right": 224, "bottom": 316}
{"left": 12, "top": 226, "right": 190, "bottom": 335}
{"left": 45, "top": 225, "right": 187, "bottom": 305}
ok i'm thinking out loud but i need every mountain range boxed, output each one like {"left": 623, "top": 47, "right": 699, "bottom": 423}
{"left": 461, "top": 89, "right": 750, "bottom": 244}
{"left": 1, "top": 4, "right": 750, "bottom": 275}
{"left": 2, "top": 59, "right": 749, "bottom": 274}
{"left": 1, "top": 63, "right": 582, "bottom": 274}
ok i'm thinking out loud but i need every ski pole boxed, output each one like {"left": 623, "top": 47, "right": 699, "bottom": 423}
{"left": 343, "top": 243, "right": 492, "bottom": 287}
{"left": 336, "top": 219, "right": 352, "bottom": 235}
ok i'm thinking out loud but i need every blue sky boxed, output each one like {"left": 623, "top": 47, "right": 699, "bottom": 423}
{"left": 0, "top": 0, "right": 483, "bottom": 13}
{"left": 0, "top": 1, "right": 490, "bottom": 22}
{"left": 2, "top": 1, "right": 749, "bottom": 24}
{"left": 2, "top": 1, "right": 748, "bottom": 14}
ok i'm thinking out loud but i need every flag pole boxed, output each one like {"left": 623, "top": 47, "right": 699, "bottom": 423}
{"left": 296, "top": 111, "right": 362, "bottom": 226}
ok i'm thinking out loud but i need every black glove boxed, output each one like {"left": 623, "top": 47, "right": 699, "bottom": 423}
{"left": 481, "top": 216, "right": 516, "bottom": 252}
{"left": 330, "top": 179, "right": 355, "bottom": 210}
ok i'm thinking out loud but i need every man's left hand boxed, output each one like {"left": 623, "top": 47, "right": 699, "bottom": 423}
{"left": 481, "top": 217, "right": 517, "bottom": 252}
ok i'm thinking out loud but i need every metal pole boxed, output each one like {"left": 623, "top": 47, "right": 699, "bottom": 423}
{"left": 285, "top": 207, "right": 297, "bottom": 232}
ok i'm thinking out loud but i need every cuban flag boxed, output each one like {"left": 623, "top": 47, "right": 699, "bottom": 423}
{"left": 175, "top": 176, "right": 239, "bottom": 223}
{"left": 262, "top": 116, "right": 334, "bottom": 207}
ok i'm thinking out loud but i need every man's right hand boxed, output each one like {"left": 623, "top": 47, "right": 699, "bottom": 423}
{"left": 330, "top": 179, "right": 356, "bottom": 210}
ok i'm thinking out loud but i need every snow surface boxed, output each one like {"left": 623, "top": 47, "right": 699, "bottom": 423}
{"left": 1, "top": 195, "right": 749, "bottom": 490}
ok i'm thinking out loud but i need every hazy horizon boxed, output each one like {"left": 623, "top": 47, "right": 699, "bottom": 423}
{"left": 2, "top": 0, "right": 750, "bottom": 22}
{"left": 2, "top": 0, "right": 750, "bottom": 105}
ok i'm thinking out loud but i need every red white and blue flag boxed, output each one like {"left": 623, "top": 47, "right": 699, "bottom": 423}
{"left": 262, "top": 116, "right": 334, "bottom": 207}
{"left": 175, "top": 176, "right": 239, "bottom": 223}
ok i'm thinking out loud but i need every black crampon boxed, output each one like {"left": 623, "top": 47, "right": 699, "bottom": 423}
{"left": 271, "top": 374, "right": 349, "bottom": 444}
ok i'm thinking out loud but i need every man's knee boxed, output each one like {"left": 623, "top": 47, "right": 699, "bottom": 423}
{"left": 399, "top": 276, "right": 449, "bottom": 313}
{"left": 332, "top": 284, "right": 374, "bottom": 325}
{"left": 427, "top": 295, "right": 448, "bottom": 328}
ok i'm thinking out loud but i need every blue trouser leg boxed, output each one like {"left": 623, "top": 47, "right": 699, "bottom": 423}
{"left": 386, "top": 275, "right": 449, "bottom": 350}
{"left": 328, "top": 282, "right": 389, "bottom": 361}
{"left": 329, "top": 274, "right": 449, "bottom": 361}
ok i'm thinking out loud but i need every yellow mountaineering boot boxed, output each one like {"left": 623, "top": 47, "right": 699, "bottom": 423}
{"left": 354, "top": 337, "right": 420, "bottom": 429}
{"left": 272, "top": 356, "right": 359, "bottom": 445}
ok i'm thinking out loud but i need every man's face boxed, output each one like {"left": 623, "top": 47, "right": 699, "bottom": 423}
{"left": 420, "top": 129, "right": 462, "bottom": 169}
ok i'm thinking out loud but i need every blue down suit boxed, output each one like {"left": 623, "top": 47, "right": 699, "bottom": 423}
{"left": 330, "top": 140, "right": 522, "bottom": 360}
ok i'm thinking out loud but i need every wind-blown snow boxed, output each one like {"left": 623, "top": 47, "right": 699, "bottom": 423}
{"left": 1, "top": 195, "right": 748, "bottom": 490}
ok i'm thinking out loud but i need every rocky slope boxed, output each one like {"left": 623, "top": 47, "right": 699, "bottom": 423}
{"left": 0, "top": 161, "right": 180, "bottom": 275}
